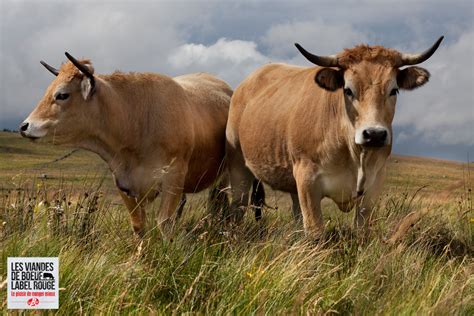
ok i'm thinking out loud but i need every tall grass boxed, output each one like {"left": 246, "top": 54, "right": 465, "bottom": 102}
{"left": 0, "top": 178, "right": 472, "bottom": 314}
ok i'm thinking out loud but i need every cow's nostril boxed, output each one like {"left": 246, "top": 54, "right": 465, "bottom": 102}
{"left": 20, "top": 122, "right": 29, "bottom": 132}
{"left": 362, "top": 129, "right": 370, "bottom": 139}
{"left": 380, "top": 130, "right": 388, "bottom": 141}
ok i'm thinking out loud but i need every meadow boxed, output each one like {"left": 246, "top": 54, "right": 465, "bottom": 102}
{"left": 0, "top": 131, "right": 472, "bottom": 314}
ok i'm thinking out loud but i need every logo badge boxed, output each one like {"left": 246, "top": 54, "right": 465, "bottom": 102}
{"left": 7, "top": 257, "right": 59, "bottom": 309}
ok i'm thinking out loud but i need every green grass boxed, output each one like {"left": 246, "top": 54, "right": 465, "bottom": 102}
{"left": 0, "top": 131, "right": 473, "bottom": 314}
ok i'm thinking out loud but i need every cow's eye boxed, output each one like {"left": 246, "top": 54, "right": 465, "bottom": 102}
{"left": 344, "top": 88, "right": 353, "bottom": 97}
{"left": 55, "top": 93, "right": 70, "bottom": 101}
{"left": 390, "top": 88, "right": 399, "bottom": 96}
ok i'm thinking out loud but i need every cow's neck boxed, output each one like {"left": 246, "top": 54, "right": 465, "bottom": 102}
{"left": 76, "top": 135, "right": 120, "bottom": 165}
{"left": 72, "top": 79, "right": 144, "bottom": 172}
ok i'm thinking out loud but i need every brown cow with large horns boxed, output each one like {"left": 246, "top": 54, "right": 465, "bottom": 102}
{"left": 21, "top": 52, "right": 232, "bottom": 236}
{"left": 226, "top": 37, "right": 443, "bottom": 236}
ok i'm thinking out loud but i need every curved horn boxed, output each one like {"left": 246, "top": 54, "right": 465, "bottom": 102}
{"left": 400, "top": 36, "right": 444, "bottom": 66}
{"left": 40, "top": 60, "right": 59, "bottom": 76}
{"left": 294, "top": 43, "right": 339, "bottom": 67}
{"left": 64, "top": 52, "right": 94, "bottom": 79}
{"left": 64, "top": 52, "right": 95, "bottom": 94}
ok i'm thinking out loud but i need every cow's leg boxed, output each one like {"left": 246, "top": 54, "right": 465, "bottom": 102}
{"left": 293, "top": 160, "right": 323, "bottom": 237}
{"left": 207, "top": 176, "right": 230, "bottom": 220}
{"left": 119, "top": 190, "right": 146, "bottom": 237}
{"left": 229, "top": 166, "right": 254, "bottom": 223}
{"left": 290, "top": 193, "right": 302, "bottom": 222}
{"left": 228, "top": 158, "right": 254, "bottom": 223}
{"left": 156, "top": 161, "right": 188, "bottom": 235}
{"left": 226, "top": 139, "right": 254, "bottom": 223}
{"left": 175, "top": 194, "right": 187, "bottom": 220}
{"left": 251, "top": 179, "right": 265, "bottom": 221}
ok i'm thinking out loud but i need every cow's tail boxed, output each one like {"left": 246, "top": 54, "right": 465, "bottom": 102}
{"left": 250, "top": 179, "right": 265, "bottom": 221}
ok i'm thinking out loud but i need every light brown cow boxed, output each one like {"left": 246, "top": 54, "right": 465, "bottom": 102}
{"left": 226, "top": 37, "right": 443, "bottom": 236}
{"left": 21, "top": 53, "right": 232, "bottom": 236}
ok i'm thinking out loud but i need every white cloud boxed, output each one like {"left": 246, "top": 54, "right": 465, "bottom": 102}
{"left": 169, "top": 38, "right": 268, "bottom": 87}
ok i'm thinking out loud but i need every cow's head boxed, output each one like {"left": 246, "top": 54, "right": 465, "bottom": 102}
{"left": 295, "top": 37, "right": 443, "bottom": 148}
{"left": 20, "top": 53, "right": 96, "bottom": 143}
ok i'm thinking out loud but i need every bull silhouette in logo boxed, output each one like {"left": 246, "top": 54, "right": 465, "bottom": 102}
{"left": 41, "top": 272, "right": 54, "bottom": 280}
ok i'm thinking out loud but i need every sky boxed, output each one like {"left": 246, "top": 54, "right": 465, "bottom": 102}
{"left": 0, "top": 0, "right": 473, "bottom": 161}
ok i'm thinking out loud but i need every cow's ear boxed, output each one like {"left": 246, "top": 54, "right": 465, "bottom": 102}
{"left": 80, "top": 63, "right": 95, "bottom": 100}
{"left": 397, "top": 66, "right": 430, "bottom": 90}
{"left": 81, "top": 77, "right": 94, "bottom": 100}
{"left": 315, "top": 68, "right": 344, "bottom": 91}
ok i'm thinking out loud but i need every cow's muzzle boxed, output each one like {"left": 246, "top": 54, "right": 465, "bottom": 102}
{"left": 20, "top": 122, "right": 32, "bottom": 138}
{"left": 360, "top": 127, "right": 388, "bottom": 147}
{"left": 19, "top": 121, "right": 41, "bottom": 140}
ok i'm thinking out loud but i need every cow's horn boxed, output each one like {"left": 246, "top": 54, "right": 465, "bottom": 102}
{"left": 64, "top": 52, "right": 94, "bottom": 79}
{"left": 399, "top": 36, "right": 444, "bottom": 66}
{"left": 65, "top": 52, "right": 95, "bottom": 92}
{"left": 40, "top": 61, "right": 59, "bottom": 76}
{"left": 294, "top": 43, "right": 339, "bottom": 67}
